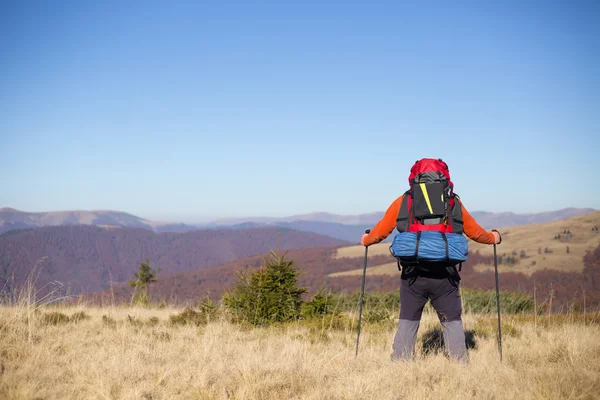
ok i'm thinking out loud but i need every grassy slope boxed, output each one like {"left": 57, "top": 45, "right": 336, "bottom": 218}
{"left": 470, "top": 211, "right": 600, "bottom": 274}
{"left": 329, "top": 262, "right": 399, "bottom": 277}
{"left": 1, "top": 305, "right": 599, "bottom": 400}
{"left": 330, "top": 211, "right": 600, "bottom": 277}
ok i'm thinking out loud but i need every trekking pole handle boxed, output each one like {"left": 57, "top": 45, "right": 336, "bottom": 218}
{"left": 492, "top": 229, "right": 502, "bottom": 245}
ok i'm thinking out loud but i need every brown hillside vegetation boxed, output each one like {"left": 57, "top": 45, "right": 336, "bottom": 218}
{"left": 85, "top": 212, "right": 600, "bottom": 311}
{"left": 333, "top": 211, "right": 600, "bottom": 276}
{"left": 89, "top": 248, "right": 394, "bottom": 306}
{"left": 328, "top": 244, "right": 600, "bottom": 313}
{"left": 326, "top": 212, "right": 600, "bottom": 311}
{"left": 0, "top": 225, "right": 349, "bottom": 297}
{"left": 470, "top": 211, "right": 600, "bottom": 274}
{"left": 89, "top": 240, "right": 600, "bottom": 313}
{"left": 1, "top": 305, "right": 599, "bottom": 399}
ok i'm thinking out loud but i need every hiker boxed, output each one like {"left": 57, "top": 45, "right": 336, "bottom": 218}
{"left": 360, "top": 158, "right": 501, "bottom": 362}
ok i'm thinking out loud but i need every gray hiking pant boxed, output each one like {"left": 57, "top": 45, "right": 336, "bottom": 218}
{"left": 391, "top": 275, "right": 468, "bottom": 362}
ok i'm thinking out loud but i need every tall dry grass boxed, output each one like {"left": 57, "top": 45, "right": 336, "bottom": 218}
{"left": 1, "top": 301, "right": 599, "bottom": 400}
{"left": 1, "top": 258, "right": 598, "bottom": 399}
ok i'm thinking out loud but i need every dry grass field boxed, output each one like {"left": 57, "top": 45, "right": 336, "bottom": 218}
{"left": 1, "top": 303, "right": 599, "bottom": 400}
{"left": 329, "top": 262, "right": 399, "bottom": 277}
{"left": 332, "top": 211, "right": 600, "bottom": 278}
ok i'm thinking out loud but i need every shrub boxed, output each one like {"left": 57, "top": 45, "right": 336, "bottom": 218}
{"left": 363, "top": 308, "right": 392, "bottom": 324}
{"left": 70, "top": 311, "right": 90, "bottom": 323}
{"left": 301, "top": 288, "right": 339, "bottom": 318}
{"left": 304, "top": 288, "right": 533, "bottom": 316}
{"left": 329, "top": 290, "right": 400, "bottom": 313}
{"left": 102, "top": 315, "right": 117, "bottom": 328}
{"left": 301, "top": 313, "right": 357, "bottom": 331}
{"left": 472, "top": 318, "right": 521, "bottom": 338}
{"left": 197, "top": 297, "right": 219, "bottom": 321}
{"left": 169, "top": 308, "right": 208, "bottom": 326}
{"left": 126, "top": 315, "right": 145, "bottom": 327}
{"left": 223, "top": 252, "right": 307, "bottom": 326}
{"left": 40, "top": 311, "right": 70, "bottom": 325}
{"left": 462, "top": 289, "right": 534, "bottom": 314}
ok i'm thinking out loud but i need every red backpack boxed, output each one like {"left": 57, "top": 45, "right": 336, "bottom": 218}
{"left": 396, "top": 158, "right": 464, "bottom": 235}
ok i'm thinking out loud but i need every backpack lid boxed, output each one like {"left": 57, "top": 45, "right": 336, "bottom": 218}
{"left": 408, "top": 158, "right": 453, "bottom": 188}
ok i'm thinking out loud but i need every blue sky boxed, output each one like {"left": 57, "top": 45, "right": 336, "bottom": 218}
{"left": 1, "top": 1, "right": 598, "bottom": 223}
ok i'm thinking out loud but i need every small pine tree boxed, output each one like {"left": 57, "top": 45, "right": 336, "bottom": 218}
{"left": 223, "top": 252, "right": 307, "bottom": 326}
{"left": 129, "top": 259, "right": 160, "bottom": 306}
{"left": 302, "top": 288, "right": 338, "bottom": 318}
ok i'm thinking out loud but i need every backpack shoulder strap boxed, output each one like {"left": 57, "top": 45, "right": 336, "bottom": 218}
{"left": 450, "top": 192, "right": 464, "bottom": 234}
{"left": 396, "top": 190, "right": 412, "bottom": 232}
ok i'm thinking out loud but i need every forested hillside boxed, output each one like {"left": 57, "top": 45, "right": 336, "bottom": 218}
{"left": 0, "top": 225, "right": 349, "bottom": 296}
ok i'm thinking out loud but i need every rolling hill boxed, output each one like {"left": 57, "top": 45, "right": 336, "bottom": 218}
{"left": 0, "top": 208, "right": 198, "bottom": 235}
{"left": 0, "top": 225, "right": 349, "bottom": 297}
{"left": 331, "top": 211, "right": 600, "bottom": 277}
{"left": 86, "top": 211, "right": 600, "bottom": 312}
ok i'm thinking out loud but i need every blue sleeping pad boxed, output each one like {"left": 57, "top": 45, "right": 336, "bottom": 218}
{"left": 390, "top": 231, "right": 468, "bottom": 263}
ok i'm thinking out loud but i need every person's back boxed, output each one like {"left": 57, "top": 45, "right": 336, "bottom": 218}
{"left": 360, "top": 158, "right": 501, "bottom": 362}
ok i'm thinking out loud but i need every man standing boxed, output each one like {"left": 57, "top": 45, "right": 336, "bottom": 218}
{"left": 360, "top": 158, "right": 501, "bottom": 362}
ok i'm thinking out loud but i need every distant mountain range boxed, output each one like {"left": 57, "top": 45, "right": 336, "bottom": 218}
{"left": 1, "top": 207, "right": 596, "bottom": 243}
{"left": 203, "top": 211, "right": 385, "bottom": 227}
{"left": 0, "top": 208, "right": 199, "bottom": 235}
{"left": 203, "top": 208, "right": 599, "bottom": 229}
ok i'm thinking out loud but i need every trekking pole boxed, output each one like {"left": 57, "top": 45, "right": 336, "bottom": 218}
{"left": 355, "top": 229, "right": 370, "bottom": 358}
{"left": 492, "top": 229, "right": 503, "bottom": 362}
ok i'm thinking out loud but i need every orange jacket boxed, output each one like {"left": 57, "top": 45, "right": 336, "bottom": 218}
{"left": 362, "top": 194, "right": 496, "bottom": 246}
